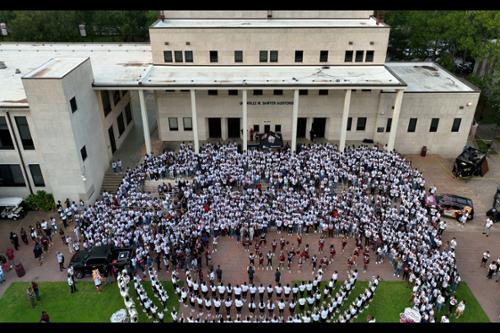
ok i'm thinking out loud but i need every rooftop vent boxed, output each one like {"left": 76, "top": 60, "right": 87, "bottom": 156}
{"left": 0, "top": 61, "right": 6, "bottom": 69}
{"left": 15, "top": 68, "right": 21, "bottom": 74}
{"left": 322, "top": 66, "right": 330, "bottom": 69}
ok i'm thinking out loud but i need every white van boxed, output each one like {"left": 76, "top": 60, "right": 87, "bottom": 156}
{"left": 0, "top": 197, "right": 26, "bottom": 220}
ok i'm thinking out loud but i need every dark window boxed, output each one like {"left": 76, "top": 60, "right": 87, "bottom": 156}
{"left": 270, "top": 50, "right": 278, "bottom": 63}
{"left": 228, "top": 90, "right": 238, "bottom": 96}
{"left": 0, "top": 164, "right": 25, "bottom": 187}
{"left": 168, "top": 118, "right": 178, "bottom": 131}
{"left": 234, "top": 50, "right": 243, "bottom": 63}
{"left": 117, "top": 113, "right": 125, "bottom": 136}
{"left": 347, "top": 117, "right": 352, "bottom": 131}
{"left": 163, "top": 50, "right": 173, "bottom": 63}
{"left": 165, "top": 90, "right": 175, "bottom": 93}
{"left": 275, "top": 124, "right": 281, "bottom": 132}
{"left": 408, "top": 118, "right": 417, "bottom": 132}
{"left": 356, "top": 117, "right": 367, "bottom": 131}
{"left": 295, "top": 50, "right": 303, "bottom": 63}
{"left": 125, "top": 103, "right": 132, "bottom": 125}
{"left": 209, "top": 51, "right": 218, "bottom": 63}
{"left": 253, "top": 125, "right": 260, "bottom": 132}
{"left": 0, "top": 116, "right": 14, "bottom": 150}
{"left": 183, "top": 117, "right": 193, "bottom": 131}
{"left": 429, "top": 118, "right": 439, "bottom": 132}
{"left": 14, "top": 116, "right": 34, "bottom": 150}
{"left": 361, "top": 89, "right": 372, "bottom": 92}
{"left": 113, "top": 91, "right": 120, "bottom": 106}
{"left": 102, "top": 91, "right": 112, "bottom": 117}
{"left": 208, "top": 90, "right": 218, "bottom": 96}
{"left": 299, "top": 90, "right": 308, "bottom": 96}
{"left": 355, "top": 50, "right": 364, "bottom": 62}
{"left": 320, "top": 50, "right": 328, "bottom": 62}
{"left": 70, "top": 97, "right": 78, "bottom": 113}
{"left": 345, "top": 50, "right": 353, "bottom": 62}
{"left": 459, "top": 106, "right": 464, "bottom": 110}
{"left": 120, "top": 90, "right": 127, "bottom": 97}
{"left": 174, "top": 50, "right": 183, "bottom": 63}
{"left": 253, "top": 90, "right": 263, "bottom": 96}
{"left": 80, "top": 146, "right": 87, "bottom": 161}
{"left": 386, "top": 118, "right": 392, "bottom": 132}
{"left": 259, "top": 50, "right": 268, "bottom": 63}
{"left": 273, "top": 90, "right": 283, "bottom": 95}
{"left": 451, "top": 118, "right": 461, "bottom": 132}
{"left": 184, "top": 51, "right": 193, "bottom": 63}
{"left": 318, "top": 90, "right": 329, "bottom": 95}
{"left": 29, "top": 164, "right": 45, "bottom": 187}
{"left": 365, "top": 50, "right": 374, "bottom": 62}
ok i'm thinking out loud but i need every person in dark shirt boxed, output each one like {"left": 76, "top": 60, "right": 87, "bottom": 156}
{"left": 40, "top": 311, "right": 50, "bottom": 323}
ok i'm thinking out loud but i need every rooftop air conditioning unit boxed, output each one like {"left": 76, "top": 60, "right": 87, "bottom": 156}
{"left": 0, "top": 22, "right": 7, "bottom": 36}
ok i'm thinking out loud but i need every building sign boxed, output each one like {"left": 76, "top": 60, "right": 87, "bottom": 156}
{"left": 239, "top": 101, "right": 293, "bottom": 106}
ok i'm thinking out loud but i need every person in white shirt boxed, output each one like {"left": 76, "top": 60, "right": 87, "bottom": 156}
{"left": 483, "top": 218, "right": 494, "bottom": 236}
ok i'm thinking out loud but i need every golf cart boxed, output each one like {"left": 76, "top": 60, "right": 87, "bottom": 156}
{"left": 452, "top": 146, "right": 488, "bottom": 178}
{"left": 486, "top": 186, "right": 500, "bottom": 222}
{"left": 0, "top": 197, "right": 26, "bottom": 220}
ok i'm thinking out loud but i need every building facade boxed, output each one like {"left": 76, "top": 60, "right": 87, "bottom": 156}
{"left": 0, "top": 10, "right": 480, "bottom": 203}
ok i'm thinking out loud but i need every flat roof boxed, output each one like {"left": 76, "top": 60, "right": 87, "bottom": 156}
{"left": 23, "top": 57, "right": 88, "bottom": 79}
{"left": 385, "top": 62, "right": 475, "bottom": 92}
{"left": 151, "top": 17, "right": 387, "bottom": 29}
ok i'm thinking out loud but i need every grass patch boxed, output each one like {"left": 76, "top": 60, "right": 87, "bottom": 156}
{"left": 0, "top": 280, "right": 179, "bottom": 323}
{"left": 475, "top": 138, "right": 497, "bottom": 155}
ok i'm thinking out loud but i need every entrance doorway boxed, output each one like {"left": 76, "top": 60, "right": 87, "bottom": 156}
{"left": 264, "top": 124, "right": 271, "bottom": 133}
{"left": 208, "top": 118, "right": 222, "bottom": 138}
{"left": 108, "top": 125, "right": 116, "bottom": 154}
{"left": 297, "top": 118, "right": 307, "bottom": 138}
{"left": 312, "top": 118, "right": 326, "bottom": 138}
{"left": 227, "top": 118, "right": 241, "bottom": 138}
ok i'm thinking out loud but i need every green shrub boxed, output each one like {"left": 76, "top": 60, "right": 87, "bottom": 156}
{"left": 25, "top": 190, "right": 56, "bottom": 212}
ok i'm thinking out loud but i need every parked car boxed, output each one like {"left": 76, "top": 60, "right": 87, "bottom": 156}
{"left": 69, "top": 245, "right": 133, "bottom": 279}
{"left": 436, "top": 194, "right": 474, "bottom": 220}
{"left": 0, "top": 197, "right": 26, "bottom": 220}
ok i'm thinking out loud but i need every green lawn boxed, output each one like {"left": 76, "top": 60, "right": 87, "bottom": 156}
{"left": 0, "top": 280, "right": 179, "bottom": 323}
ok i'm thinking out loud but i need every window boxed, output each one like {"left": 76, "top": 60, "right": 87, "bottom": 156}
{"left": 429, "top": 118, "right": 439, "bottom": 132}
{"left": 0, "top": 116, "right": 14, "bottom": 150}
{"left": 356, "top": 117, "right": 367, "bottom": 131}
{"left": 163, "top": 50, "right": 173, "bottom": 63}
{"left": 80, "top": 146, "right": 87, "bottom": 161}
{"left": 259, "top": 50, "right": 268, "bottom": 63}
{"left": 407, "top": 118, "right": 417, "bottom": 132}
{"left": 0, "top": 164, "right": 25, "bottom": 187}
{"left": 253, "top": 90, "right": 263, "bottom": 96}
{"left": 275, "top": 124, "right": 281, "bottom": 132}
{"left": 347, "top": 117, "right": 352, "bottom": 131}
{"left": 318, "top": 90, "right": 328, "bottom": 95}
{"left": 208, "top": 90, "right": 218, "bottom": 96}
{"left": 273, "top": 90, "right": 283, "bottom": 95}
{"left": 168, "top": 118, "right": 178, "bottom": 131}
{"left": 70, "top": 97, "right": 78, "bottom": 113}
{"left": 451, "top": 118, "right": 461, "bottom": 132}
{"left": 124, "top": 103, "right": 132, "bottom": 125}
{"left": 234, "top": 50, "right": 243, "bottom": 63}
{"left": 117, "top": 113, "right": 125, "bottom": 136}
{"left": 270, "top": 50, "right": 278, "bottom": 63}
{"left": 14, "top": 116, "right": 34, "bottom": 150}
{"left": 253, "top": 125, "right": 260, "bottom": 132}
{"left": 174, "top": 50, "right": 183, "bottom": 63}
{"left": 295, "top": 50, "right": 303, "bottom": 63}
{"left": 355, "top": 50, "right": 364, "bottom": 62}
{"left": 102, "top": 91, "right": 112, "bottom": 116}
{"left": 113, "top": 91, "right": 120, "bottom": 106}
{"left": 209, "top": 51, "right": 218, "bottom": 63}
{"left": 365, "top": 50, "right": 374, "bottom": 62}
{"left": 386, "top": 118, "right": 392, "bottom": 132}
{"left": 228, "top": 90, "right": 238, "bottom": 96}
{"left": 120, "top": 90, "right": 126, "bottom": 97}
{"left": 299, "top": 90, "right": 308, "bottom": 96}
{"left": 184, "top": 50, "right": 193, "bottom": 63}
{"left": 320, "top": 50, "right": 328, "bottom": 62}
{"left": 345, "top": 50, "right": 353, "bottom": 62}
{"left": 29, "top": 164, "right": 45, "bottom": 187}
{"left": 183, "top": 117, "right": 193, "bottom": 131}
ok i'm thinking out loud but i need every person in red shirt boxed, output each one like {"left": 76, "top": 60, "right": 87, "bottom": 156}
{"left": 318, "top": 236, "right": 325, "bottom": 253}
{"left": 279, "top": 251, "right": 286, "bottom": 270}
{"left": 329, "top": 244, "right": 336, "bottom": 263}
{"left": 297, "top": 234, "right": 302, "bottom": 248}
{"left": 40, "top": 311, "right": 50, "bottom": 323}
{"left": 271, "top": 239, "right": 277, "bottom": 253}
{"left": 279, "top": 237, "right": 286, "bottom": 251}
{"left": 6, "top": 248, "right": 14, "bottom": 267}
{"left": 341, "top": 236, "right": 348, "bottom": 253}
{"left": 347, "top": 256, "right": 354, "bottom": 271}
{"left": 363, "top": 253, "right": 370, "bottom": 273}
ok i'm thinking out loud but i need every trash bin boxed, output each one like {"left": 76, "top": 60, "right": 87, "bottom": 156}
{"left": 14, "top": 262, "right": 25, "bottom": 277}
{"left": 421, "top": 146, "right": 427, "bottom": 157}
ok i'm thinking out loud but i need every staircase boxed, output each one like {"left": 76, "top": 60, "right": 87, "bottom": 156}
{"left": 100, "top": 170, "right": 125, "bottom": 195}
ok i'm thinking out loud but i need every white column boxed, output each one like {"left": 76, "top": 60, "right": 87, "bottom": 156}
{"left": 221, "top": 117, "right": 228, "bottom": 141}
{"left": 291, "top": 89, "right": 299, "bottom": 153}
{"left": 138, "top": 89, "right": 152, "bottom": 155}
{"left": 387, "top": 89, "right": 404, "bottom": 152}
{"left": 190, "top": 89, "right": 200, "bottom": 154}
{"left": 339, "top": 89, "right": 352, "bottom": 152}
{"left": 307, "top": 117, "right": 314, "bottom": 140}
{"left": 242, "top": 90, "right": 248, "bottom": 151}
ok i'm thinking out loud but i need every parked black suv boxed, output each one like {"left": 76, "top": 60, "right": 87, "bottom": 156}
{"left": 69, "top": 245, "right": 133, "bottom": 279}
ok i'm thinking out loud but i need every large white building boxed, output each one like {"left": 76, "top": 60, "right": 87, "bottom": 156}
{"left": 0, "top": 10, "right": 480, "bottom": 203}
